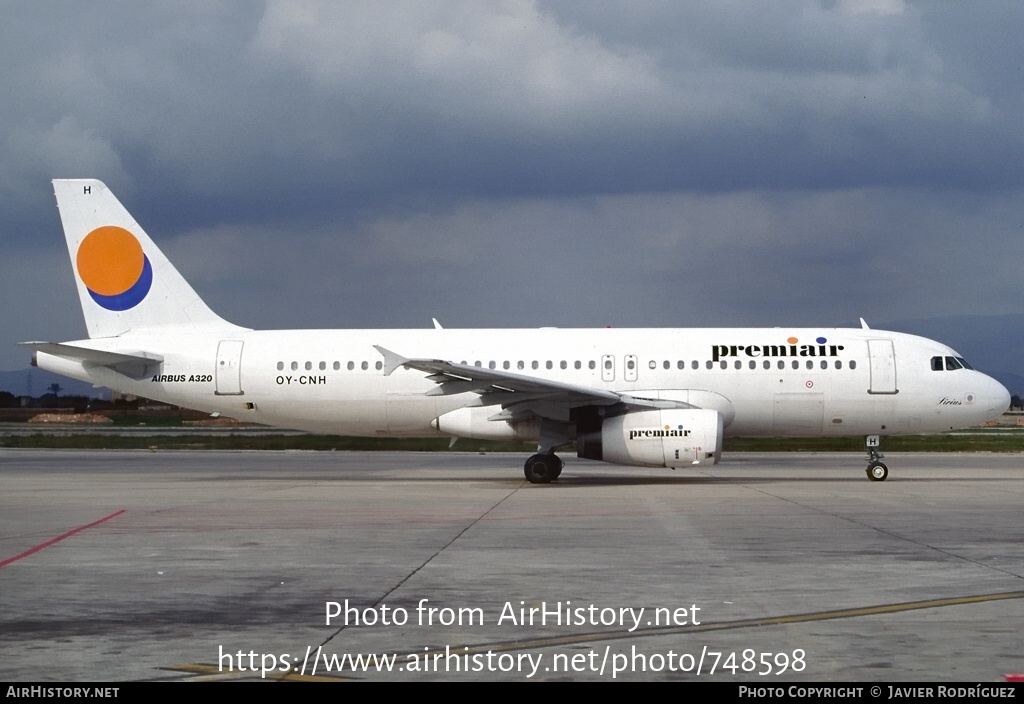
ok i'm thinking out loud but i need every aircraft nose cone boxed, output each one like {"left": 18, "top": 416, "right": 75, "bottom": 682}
{"left": 992, "top": 378, "right": 1011, "bottom": 414}
{"left": 980, "top": 374, "right": 1011, "bottom": 417}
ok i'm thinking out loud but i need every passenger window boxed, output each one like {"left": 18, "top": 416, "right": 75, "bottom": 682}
{"left": 806, "top": 360, "right": 813, "bottom": 370}
{"left": 333, "top": 362, "right": 340, "bottom": 370}
{"left": 649, "top": 360, "right": 656, "bottom": 370}
{"left": 763, "top": 360, "right": 770, "bottom": 370}
{"left": 749, "top": 361, "right": 756, "bottom": 370}
{"left": 277, "top": 361, "right": 284, "bottom": 371}
{"left": 546, "top": 361, "right": 553, "bottom": 370}
{"left": 319, "top": 361, "right": 326, "bottom": 371}
{"left": 604, "top": 359, "right": 612, "bottom": 370}
{"left": 361, "top": 361, "right": 368, "bottom": 370}
{"left": 627, "top": 360, "right": 635, "bottom": 370}
{"left": 691, "top": 360, "right": 698, "bottom": 370}
{"left": 792, "top": 360, "right": 799, "bottom": 370}
{"left": 291, "top": 361, "right": 298, "bottom": 371}
{"left": 850, "top": 360, "right": 857, "bottom": 370}
{"left": 734, "top": 360, "right": 741, "bottom": 369}
{"left": 532, "top": 361, "right": 539, "bottom": 370}
{"left": 517, "top": 361, "right": 524, "bottom": 370}
{"left": 720, "top": 361, "right": 727, "bottom": 370}
{"left": 347, "top": 361, "right": 354, "bottom": 370}
{"left": 820, "top": 360, "right": 827, "bottom": 369}
{"left": 375, "top": 361, "right": 382, "bottom": 370}
{"left": 835, "top": 360, "right": 842, "bottom": 369}
{"left": 706, "top": 360, "right": 713, "bottom": 370}
{"left": 305, "top": 361, "right": 312, "bottom": 371}
{"left": 589, "top": 360, "right": 596, "bottom": 370}
{"left": 560, "top": 361, "right": 568, "bottom": 369}
{"left": 502, "top": 361, "right": 510, "bottom": 370}
{"left": 488, "top": 361, "right": 496, "bottom": 369}
{"left": 575, "top": 361, "right": 582, "bottom": 370}
{"left": 778, "top": 360, "right": 785, "bottom": 370}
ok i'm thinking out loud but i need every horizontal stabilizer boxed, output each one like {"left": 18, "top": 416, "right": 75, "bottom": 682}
{"left": 24, "top": 342, "right": 163, "bottom": 380}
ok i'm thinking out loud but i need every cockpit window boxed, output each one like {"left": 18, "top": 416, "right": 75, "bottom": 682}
{"left": 933, "top": 355, "right": 976, "bottom": 371}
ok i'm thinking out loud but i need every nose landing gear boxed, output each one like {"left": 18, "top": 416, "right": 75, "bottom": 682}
{"left": 865, "top": 435, "right": 888, "bottom": 481}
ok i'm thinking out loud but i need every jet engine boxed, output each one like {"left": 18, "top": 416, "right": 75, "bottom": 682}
{"left": 576, "top": 408, "right": 723, "bottom": 467}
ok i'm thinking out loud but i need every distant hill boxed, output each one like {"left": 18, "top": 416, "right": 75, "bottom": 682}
{"left": 882, "top": 314, "right": 1024, "bottom": 395}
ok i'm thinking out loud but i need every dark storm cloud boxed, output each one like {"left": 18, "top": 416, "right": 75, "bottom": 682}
{"left": 1, "top": 1, "right": 1021, "bottom": 371}
{"left": 157, "top": 188, "right": 1021, "bottom": 333}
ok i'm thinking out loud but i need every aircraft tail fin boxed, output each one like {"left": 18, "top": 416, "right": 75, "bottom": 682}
{"left": 52, "top": 179, "right": 243, "bottom": 338}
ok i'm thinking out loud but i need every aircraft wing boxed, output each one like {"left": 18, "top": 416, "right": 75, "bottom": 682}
{"left": 375, "top": 345, "right": 690, "bottom": 420}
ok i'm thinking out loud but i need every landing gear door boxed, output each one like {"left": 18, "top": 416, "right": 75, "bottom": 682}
{"left": 867, "top": 339, "right": 897, "bottom": 395}
{"left": 215, "top": 340, "right": 244, "bottom": 395}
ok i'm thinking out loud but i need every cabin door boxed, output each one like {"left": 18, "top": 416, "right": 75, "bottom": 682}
{"left": 867, "top": 339, "right": 897, "bottom": 394}
{"left": 215, "top": 340, "right": 244, "bottom": 395}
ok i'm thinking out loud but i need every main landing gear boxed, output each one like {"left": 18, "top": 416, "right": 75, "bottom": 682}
{"left": 865, "top": 435, "right": 888, "bottom": 481}
{"left": 524, "top": 453, "right": 563, "bottom": 484}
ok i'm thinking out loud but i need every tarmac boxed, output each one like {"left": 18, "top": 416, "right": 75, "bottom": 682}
{"left": 1, "top": 449, "right": 1021, "bottom": 682}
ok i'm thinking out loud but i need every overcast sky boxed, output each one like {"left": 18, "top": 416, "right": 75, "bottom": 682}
{"left": 1, "top": 0, "right": 1021, "bottom": 371}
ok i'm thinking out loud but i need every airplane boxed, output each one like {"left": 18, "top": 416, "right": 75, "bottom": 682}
{"left": 25, "top": 179, "right": 1011, "bottom": 483}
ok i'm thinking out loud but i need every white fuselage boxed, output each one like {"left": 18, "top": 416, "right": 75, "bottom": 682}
{"left": 36, "top": 326, "right": 1010, "bottom": 441}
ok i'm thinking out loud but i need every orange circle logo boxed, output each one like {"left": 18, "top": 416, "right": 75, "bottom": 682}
{"left": 76, "top": 226, "right": 152, "bottom": 310}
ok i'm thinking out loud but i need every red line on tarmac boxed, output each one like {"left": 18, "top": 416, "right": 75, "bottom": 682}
{"left": 0, "top": 510, "right": 126, "bottom": 567}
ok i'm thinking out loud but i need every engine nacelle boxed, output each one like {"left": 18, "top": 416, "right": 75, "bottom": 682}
{"left": 577, "top": 409, "right": 723, "bottom": 468}
{"left": 433, "top": 407, "right": 540, "bottom": 442}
